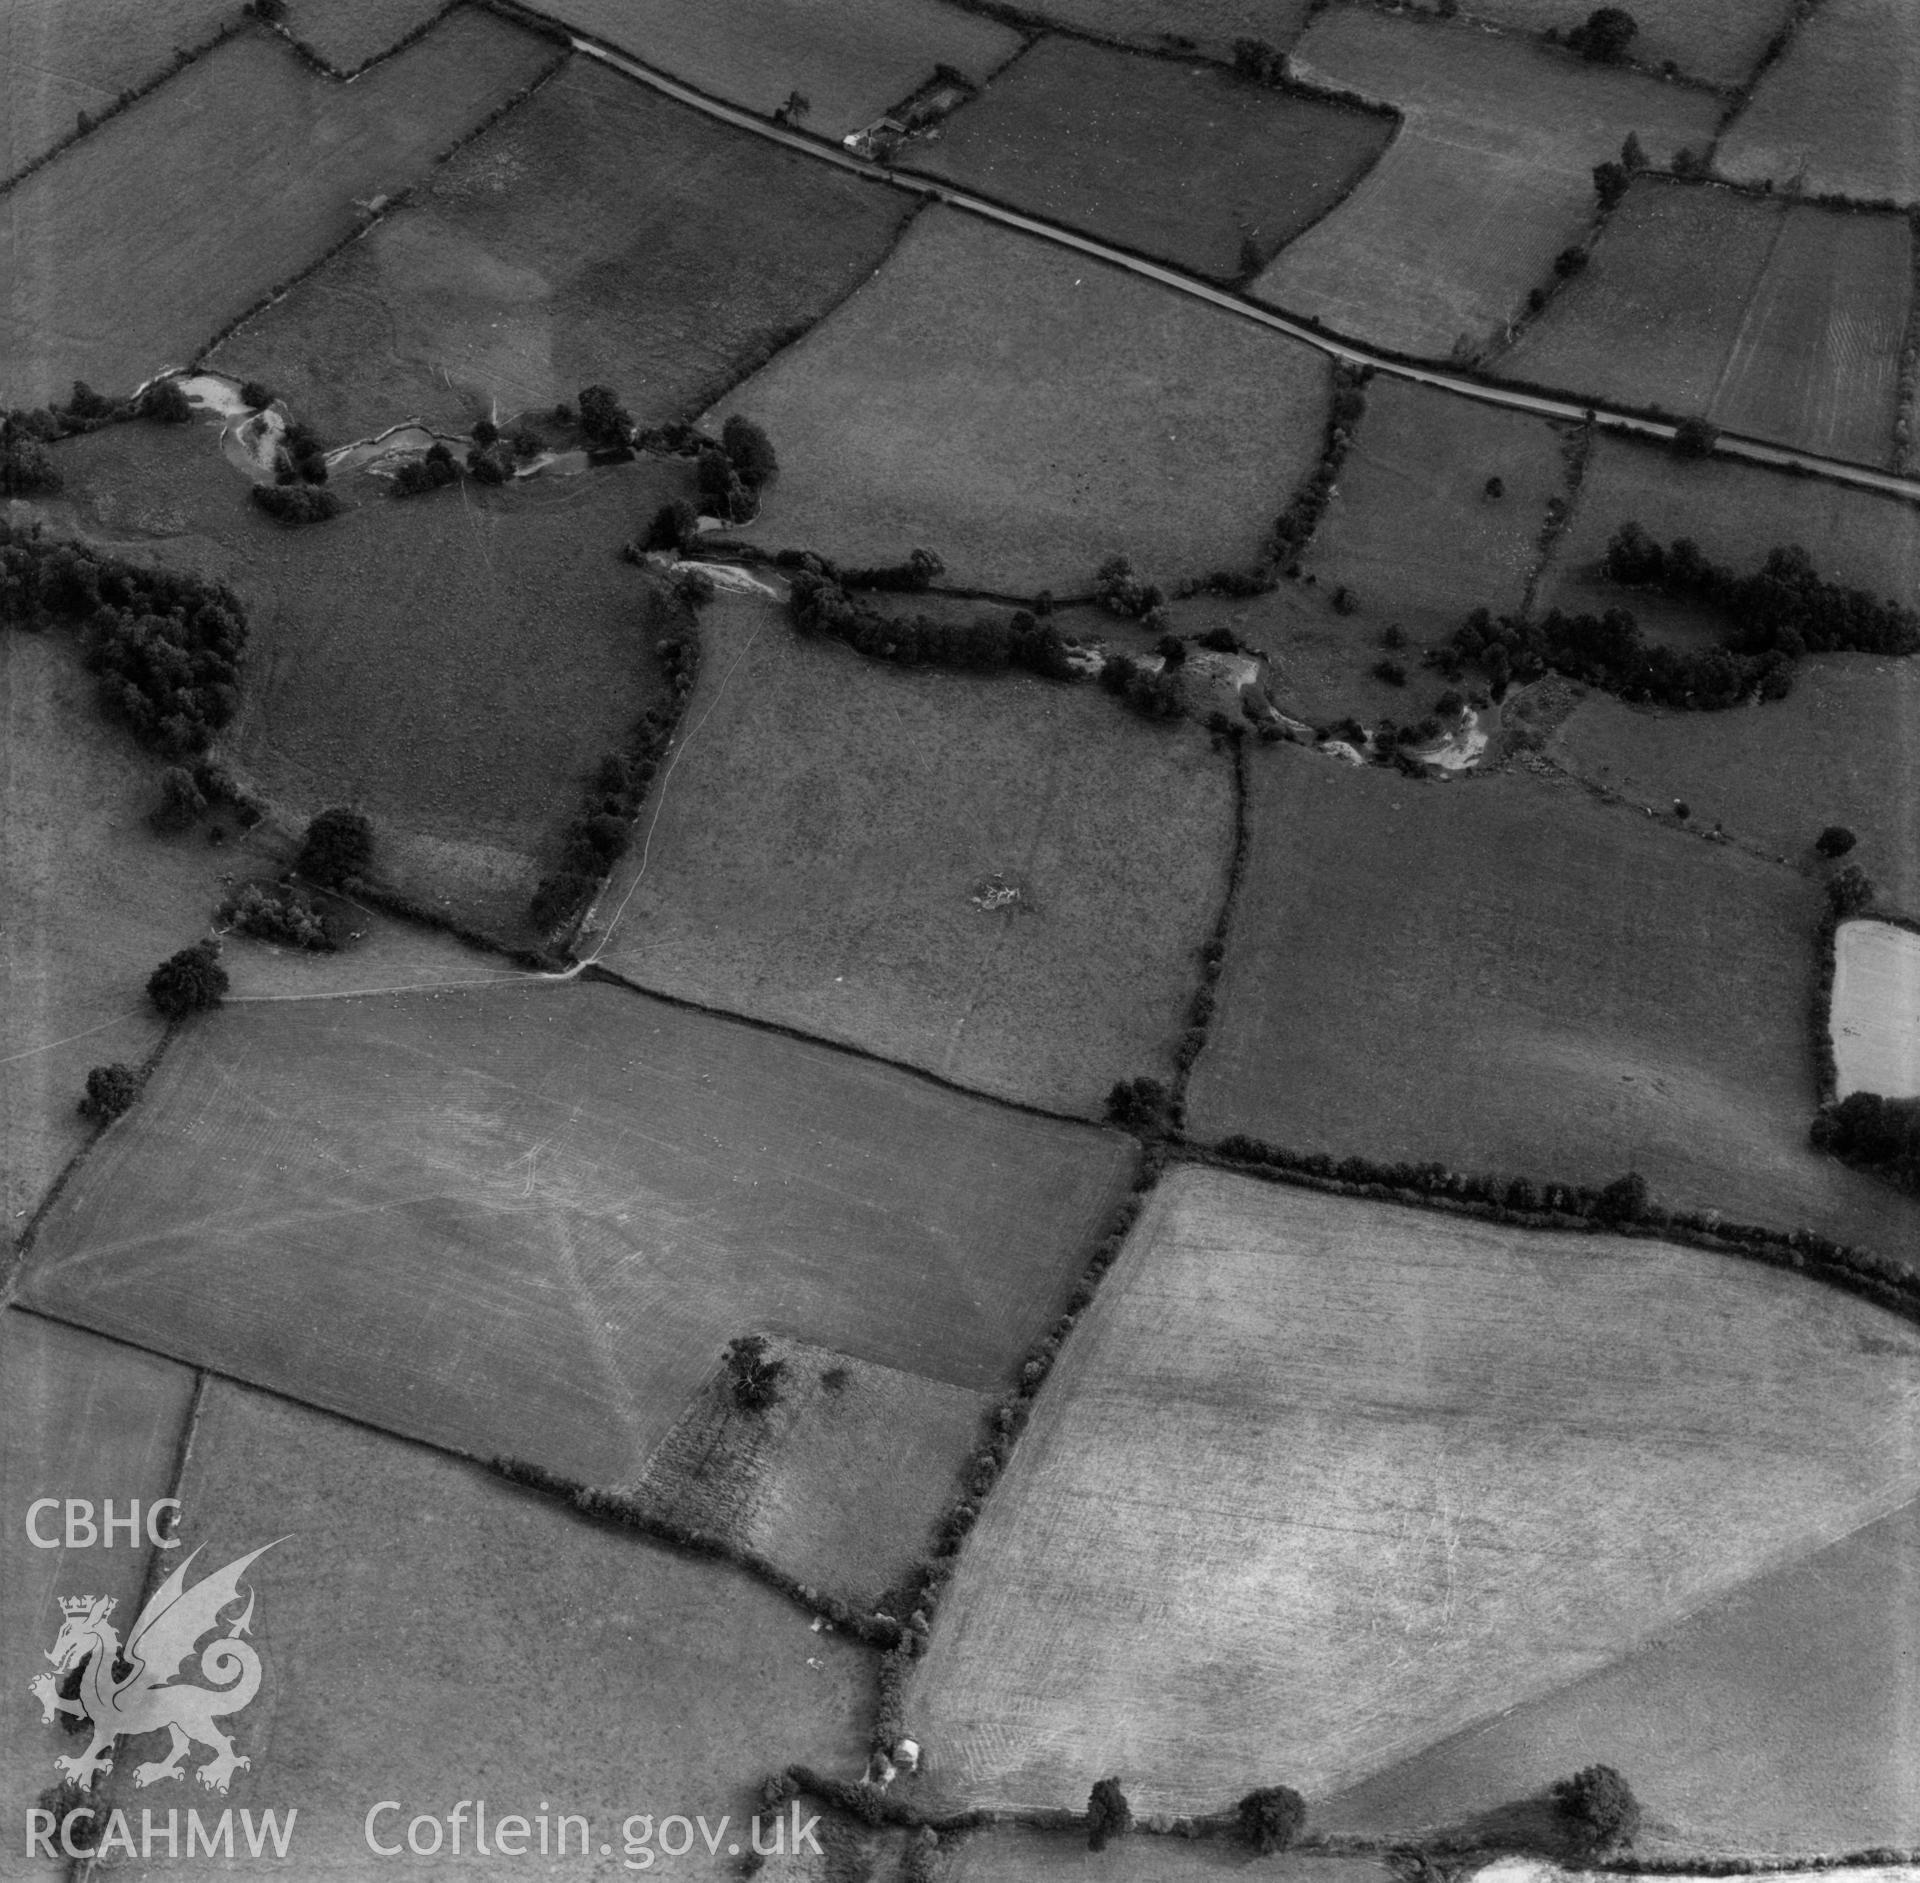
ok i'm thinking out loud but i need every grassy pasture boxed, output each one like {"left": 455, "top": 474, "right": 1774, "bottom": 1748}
{"left": 707, "top": 208, "right": 1332, "bottom": 592}
{"left": 525, "top": 0, "right": 1023, "bottom": 136}
{"left": 949, "top": 1836, "right": 1397, "bottom": 1882}
{"left": 910, "top": 37, "right": 1391, "bottom": 281}
{"left": 1461, "top": 0, "right": 1796, "bottom": 89}
{"left": 1547, "top": 663, "right": 1920, "bottom": 921}
{"left": 116, "top": 1377, "right": 870, "bottom": 1874}
{"left": 1319, "top": 1490, "right": 1920, "bottom": 1856}
{"left": 1251, "top": 10, "right": 1720, "bottom": 357}
{"left": 0, "top": 13, "right": 555, "bottom": 409}
{"left": 21, "top": 979, "right": 1131, "bottom": 1486}
{"left": 51, "top": 418, "right": 686, "bottom": 940}
{"left": 0, "top": 623, "right": 282, "bottom": 1224}
{"left": 910, "top": 1168, "right": 1920, "bottom": 1813}
{"left": 1831, "top": 922, "right": 1920, "bottom": 1098}
{"left": 1535, "top": 433, "right": 1920, "bottom": 627}
{"left": 277, "top": 0, "right": 451, "bottom": 72}
{"left": 0, "top": 1311, "right": 198, "bottom": 1841}
{"left": 1300, "top": 377, "right": 1570, "bottom": 639}
{"left": 590, "top": 600, "right": 1235, "bottom": 1117}
{"left": 1500, "top": 184, "right": 1912, "bottom": 464}
{"left": 1005, "top": 0, "right": 1311, "bottom": 55}
{"left": 1, "top": 0, "right": 232, "bottom": 178}
{"left": 1718, "top": 0, "right": 1920, "bottom": 206}
{"left": 214, "top": 58, "right": 916, "bottom": 445}
{"left": 633, "top": 1336, "right": 988, "bottom": 1607}
{"left": 1185, "top": 751, "right": 1920, "bottom": 1262}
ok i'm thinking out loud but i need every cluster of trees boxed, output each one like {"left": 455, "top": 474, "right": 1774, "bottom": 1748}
{"left": 0, "top": 524, "right": 247, "bottom": 756}
{"left": 1269, "top": 365, "right": 1368, "bottom": 570}
{"left": 221, "top": 881, "right": 336, "bottom": 951}
{"left": 529, "top": 613, "right": 702, "bottom": 934}
{"left": 1812, "top": 1092, "right": 1920, "bottom": 1193}
{"left": 1093, "top": 555, "right": 1165, "bottom": 621}
{"left": 1230, "top": 38, "right": 1290, "bottom": 85}
{"left": 696, "top": 415, "right": 779, "bottom": 523}
{"left": 1606, "top": 525, "right": 1920, "bottom": 659}
{"left": 296, "top": 807, "right": 374, "bottom": 887}
{"left": 576, "top": 384, "right": 632, "bottom": 448}
{"left": 1098, "top": 651, "right": 1186, "bottom": 721}
{"left": 1552, "top": 1764, "right": 1641, "bottom": 1853}
{"left": 787, "top": 569, "right": 1077, "bottom": 680}
{"left": 393, "top": 441, "right": 462, "bottom": 497}
{"left": 147, "top": 940, "right": 228, "bottom": 1019}
{"left": 138, "top": 379, "right": 194, "bottom": 424}
{"left": 1566, "top": 6, "right": 1638, "bottom": 61}
{"left": 251, "top": 482, "right": 342, "bottom": 524}
{"left": 150, "top": 757, "right": 265, "bottom": 835}
{"left": 724, "top": 1335, "right": 786, "bottom": 1412}
{"left": 2, "top": 378, "right": 161, "bottom": 492}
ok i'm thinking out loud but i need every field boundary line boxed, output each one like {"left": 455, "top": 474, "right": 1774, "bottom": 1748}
{"left": 579, "top": 963, "right": 1115, "bottom": 1134}
{"left": 543, "top": 20, "right": 1920, "bottom": 507}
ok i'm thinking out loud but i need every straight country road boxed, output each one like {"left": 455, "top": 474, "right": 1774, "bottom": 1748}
{"left": 561, "top": 28, "right": 1920, "bottom": 507}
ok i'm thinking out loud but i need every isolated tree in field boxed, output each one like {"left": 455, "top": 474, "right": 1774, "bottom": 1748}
{"left": 725, "top": 1335, "right": 786, "bottom": 1412}
{"left": 721, "top": 414, "right": 779, "bottom": 489}
{"left": 1620, "top": 130, "right": 1648, "bottom": 171}
{"left": 297, "top": 806, "right": 373, "bottom": 887}
{"left": 1086, "top": 1779, "right": 1131, "bottom": 1851}
{"left": 1237, "top": 1786, "right": 1306, "bottom": 1856}
{"left": 78, "top": 1063, "right": 143, "bottom": 1124}
{"left": 1815, "top": 825, "right": 1857, "bottom": 858}
{"left": 140, "top": 378, "right": 193, "bottom": 423}
{"left": 1551, "top": 1765, "right": 1640, "bottom": 1853}
{"left": 1568, "top": 7, "right": 1638, "bottom": 61}
{"left": 238, "top": 380, "right": 276, "bottom": 411}
{"left": 147, "top": 940, "right": 228, "bottom": 1020}
{"left": 151, "top": 765, "right": 208, "bottom": 832}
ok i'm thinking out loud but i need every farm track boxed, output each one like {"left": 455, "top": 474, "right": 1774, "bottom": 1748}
{"left": 541, "top": 24, "right": 1920, "bottom": 507}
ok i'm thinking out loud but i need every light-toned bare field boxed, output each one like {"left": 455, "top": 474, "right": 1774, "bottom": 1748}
{"left": 705, "top": 207, "right": 1332, "bottom": 593}
{"left": 1300, "top": 377, "right": 1569, "bottom": 637}
{"left": 527, "top": 0, "right": 1023, "bottom": 136}
{"left": 21, "top": 979, "right": 1131, "bottom": 1485}
{"left": 634, "top": 1336, "right": 987, "bottom": 1606}
{"left": 1319, "top": 1492, "right": 1920, "bottom": 1855}
{"left": 93, "top": 1378, "right": 869, "bottom": 1877}
{"left": 591, "top": 600, "right": 1235, "bottom": 1116}
{"left": 1500, "top": 185, "right": 1911, "bottom": 463}
{"left": 0, "top": 1311, "right": 197, "bottom": 1845}
{"left": 1251, "top": 10, "right": 1719, "bottom": 357}
{"left": 213, "top": 58, "right": 915, "bottom": 445}
{"left": 0, "top": 14, "right": 556, "bottom": 408}
{"left": 1457, "top": 0, "right": 1797, "bottom": 88}
{"left": 1185, "top": 751, "right": 1920, "bottom": 1262}
{"left": 0, "top": 0, "right": 232, "bottom": 178}
{"left": 1717, "top": 0, "right": 1920, "bottom": 206}
{"left": 1547, "top": 660, "right": 1920, "bottom": 920}
{"left": 910, "top": 1168, "right": 1920, "bottom": 1813}
{"left": 1833, "top": 921, "right": 1920, "bottom": 1099}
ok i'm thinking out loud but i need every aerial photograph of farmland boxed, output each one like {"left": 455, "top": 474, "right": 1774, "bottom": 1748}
{"left": 6, "top": 0, "right": 1920, "bottom": 1875}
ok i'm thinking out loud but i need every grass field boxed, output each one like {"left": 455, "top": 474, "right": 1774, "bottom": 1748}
{"left": 909, "top": 1167, "right": 1920, "bottom": 1813}
{"left": 0, "top": 623, "right": 287, "bottom": 1226}
{"left": 590, "top": 599, "right": 1236, "bottom": 1117}
{"left": 0, "top": 13, "right": 556, "bottom": 408}
{"left": 1, "top": 0, "right": 233, "bottom": 178}
{"left": 1717, "top": 0, "right": 1920, "bottom": 206}
{"left": 0, "top": 1311, "right": 198, "bottom": 1846}
{"left": 21, "top": 979, "right": 1131, "bottom": 1486}
{"left": 51, "top": 418, "right": 686, "bottom": 940}
{"left": 1500, "top": 183, "right": 1912, "bottom": 463}
{"left": 526, "top": 0, "right": 1024, "bottom": 136}
{"left": 1251, "top": 10, "right": 1720, "bottom": 358}
{"left": 633, "top": 1336, "right": 988, "bottom": 1606}
{"left": 1535, "top": 433, "right": 1920, "bottom": 626}
{"left": 707, "top": 208, "right": 1332, "bottom": 593}
{"left": 1547, "top": 662, "right": 1920, "bottom": 920}
{"left": 910, "top": 37, "right": 1391, "bottom": 282}
{"left": 1008, "top": 0, "right": 1310, "bottom": 53}
{"left": 277, "top": 0, "right": 450, "bottom": 72}
{"left": 950, "top": 1836, "right": 1398, "bottom": 1881}
{"left": 1462, "top": 0, "right": 1797, "bottom": 89}
{"left": 1832, "top": 921, "right": 1920, "bottom": 1098}
{"left": 214, "top": 58, "right": 916, "bottom": 445}
{"left": 1300, "top": 377, "right": 1570, "bottom": 639}
{"left": 1318, "top": 1490, "right": 1920, "bottom": 1855}
{"left": 1185, "top": 751, "right": 1920, "bottom": 1261}
{"left": 119, "top": 1376, "right": 871, "bottom": 1872}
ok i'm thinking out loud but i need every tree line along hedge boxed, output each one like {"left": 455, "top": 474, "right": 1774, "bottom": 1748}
{"left": 0, "top": 521, "right": 246, "bottom": 756}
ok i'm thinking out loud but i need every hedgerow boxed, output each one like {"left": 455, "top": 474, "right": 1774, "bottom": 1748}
{"left": 787, "top": 567, "right": 1077, "bottom": 681}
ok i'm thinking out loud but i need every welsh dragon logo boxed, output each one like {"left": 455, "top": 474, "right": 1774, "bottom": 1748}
{"left": 31, "top": 1541, "right": 284, "bottom": 1795}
